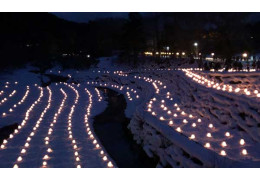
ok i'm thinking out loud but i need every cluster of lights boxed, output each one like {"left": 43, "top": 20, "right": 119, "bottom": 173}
{"left": 1, "top": 86, "right": 43, "bottom": 150}
{"left": 92, "top": 70, "right": 111, "bottom": 74}
{"left": 85, "top": 88, "right": 114, "bottom": 168}
{"left": 183, "top": 69, "right": 260, "bottom": 98}
{"left": 95, "top": 88, "right": 103, "bottom": 102}
{"left": 66, "top": 84, "right": 82, "bottom": 168}
{"left": 128, "top": 87, "right": 139, "bottom": 100}
{"left": 87, "top": 81, "right": 139, "bottom": 102}
{"left": 144, "top": 51, "right": 186, "bottom": 56}
{"left": 2, "top": 86, "right": 30, "bottom": 117}
{"left": 135, "top": 72, "right": 250, "bottom": 160}
{"left": 126, "top": 92, "right": 132, "bottom": 101}
{"left": 13, "top": 87, "right": 52, "bottom": 168}
{"left": 41, "top": 88, "right": 68, "bottom": 168}
{"left": 144, "top": 52, "right": 153, "bottom": 56}
{"left": 141, "top": 67, "right": 258, "bottom": 73}
{"left": 0, "top": 90, "right": 16, "bottom": 106}
{"left": 1, "top": 67, "right": 255, "bottom": 167}
{"left": 116, "top": 72, "right": 128, "bottom": 77}
{"left": 115, "top": 69, "right": 256, "bottom": 161}
{"left": 222, "top": 68, "right": 256, "bottom": 73}
{"left": 134, "top": 76, "right": 162, "bottom": 94}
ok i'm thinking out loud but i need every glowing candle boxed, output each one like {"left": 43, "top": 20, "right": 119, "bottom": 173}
{"left": 242, "top": 149, "right": 247, "bottom": 155}
{"left": 220, "top": 150, "right": 226, "bottom": 156}
{"left": 208, "top": 124, "right": 213, "bottom": 128}
{"left": 43, "top": 155, "right": 49, "bottom": 160}
{"left": 176, "top": 127, "right": 182, "bottom": 132}
{"left": 103, "top": 156, "right": 108, "bottom": 161}
{"left": 189, "top": 134, "right": 195, "bottom": 139}
{"left": 225, "top": 132, "right": 230, "bottom": 137}
{"left": 221, "top": 141, "right": 227, "bottom": 147}
{"left": 17, "top": 156, "right": 22, "bottom": 162}
{"left": 235, "top": 88, "right": 240, "bottom": 93}
{"left": 206, "top": 133, "right": 212, "bottom": 137}
{"left": 240, "top": 139, "right": 245, "bottom": 145}
{"left": 47, "top": 148, "right": 52, "bottom": 153}
{"left": 107, "top": 161, "right": 113, "bottom": 168}
{"left": 204, "top": 143, "right": 210, "bottom": 148}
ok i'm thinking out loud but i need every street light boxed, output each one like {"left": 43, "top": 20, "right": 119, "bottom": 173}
{"left": 242, "top": 53, "right": 248, "bottom": 61}
{"left": 211, "top": 53, "right": 215, "bottom": 56}
{"left": 166, "top": 46, "right": 170, "bottom": 58}
{"left": 194, "top": 42, "right": 198, "bottom": 59}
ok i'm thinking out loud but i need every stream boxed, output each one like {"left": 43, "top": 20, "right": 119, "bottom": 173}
{"left": 93, "top": 88, "right": 158, "bottom": 168}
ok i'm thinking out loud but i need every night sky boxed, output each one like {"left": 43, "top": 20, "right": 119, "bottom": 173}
{"left": 51, "top": 12, "right": 260, "bottom": 24}
{"left": 51, "top": 12, "right": 129, "bottom": 23}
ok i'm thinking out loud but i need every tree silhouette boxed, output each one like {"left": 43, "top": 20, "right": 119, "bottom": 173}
{"left": 120, "top": 12, "right": 146, "bottom": 65}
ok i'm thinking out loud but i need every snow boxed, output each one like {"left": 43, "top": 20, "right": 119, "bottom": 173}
{"left": 126, "top": 68, "right": 260, "bottom": 167}
{"left": 0, "top": 60, "right": 260, "bottom": 167}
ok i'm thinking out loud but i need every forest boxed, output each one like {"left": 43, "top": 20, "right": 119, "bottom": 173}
{"left": 1, "top": 12, "right": 260, "bottom": 70}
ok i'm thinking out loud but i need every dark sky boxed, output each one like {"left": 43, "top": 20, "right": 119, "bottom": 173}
{"left": 51, "top": 12, "right": 260, "bottom": 24}
{"left": 51, "top": 12, "right": 129, "bottom": 23}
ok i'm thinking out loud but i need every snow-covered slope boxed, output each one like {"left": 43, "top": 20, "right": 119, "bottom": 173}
{"left": 0, "top": 62, "right": 259, "bottom": 168}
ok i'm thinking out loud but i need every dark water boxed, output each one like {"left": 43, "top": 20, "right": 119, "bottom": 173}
{"left": 93, "top": 88, "right": 158, "bottom": 168}
{"left": 0, "top": 123, "right": 18, "bottom": 144}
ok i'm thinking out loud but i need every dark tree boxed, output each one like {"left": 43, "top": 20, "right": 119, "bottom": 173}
{"left": 120, "top": 12, "right": 146, "bottom": 65}
{"left": 206, "top": 13, "right": 251, "bottom": 65}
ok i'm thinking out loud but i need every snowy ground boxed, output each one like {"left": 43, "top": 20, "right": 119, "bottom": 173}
{"left": 0, "top": 60, "right": 259, "bottom": 168}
